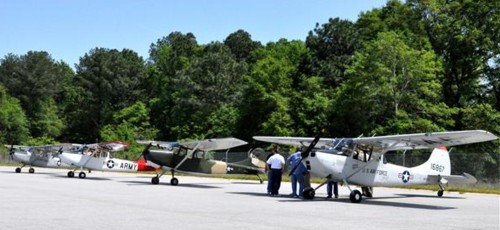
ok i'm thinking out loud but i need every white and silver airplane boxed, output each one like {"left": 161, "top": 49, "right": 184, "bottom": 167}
{"left": 6, "top": 144, "right": 71, "bottom": 173}
{"left": 254, "top": 130, "right": 498, "bottom": 203}
{"left": 59, "top": 141, "right": 155, "bottom": 179}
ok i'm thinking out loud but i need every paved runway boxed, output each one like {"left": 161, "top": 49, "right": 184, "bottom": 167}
{"left": 0, "top": 166, "right": 498, "bottom": 230}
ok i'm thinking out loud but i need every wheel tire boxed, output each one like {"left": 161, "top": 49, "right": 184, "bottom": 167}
{"left": 78, "top": 172, "right": 86, "bottom": 179}
{"left": 437, "top": 190, "right": 444, "bottom": 197}
{"left": 170, "top": 177, "right": 179, "bottom": 186}
{"left": 15, "top": 168, "right": 21, "bottom": 173}
{"left": 28, "top": 168, "right": 35, "bottom": 174}
{"left": 349, "top": 190, "right": 363, "bottom": 203}
{"left": 67, "top": 171, "right": 74, "bottom": 178}
{"left": 303, "top": 187, "right": 315, "bottom": 200}
{"left": 151, "top": 176, "right": 160, "bottom": 185}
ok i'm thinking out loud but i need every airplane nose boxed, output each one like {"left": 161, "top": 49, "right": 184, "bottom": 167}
{"left": 136, "top": 159, "right": 156, "bottom": 171}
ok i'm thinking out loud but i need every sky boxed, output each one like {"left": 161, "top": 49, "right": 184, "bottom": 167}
{"left": 1, "top": 0, "right": 388, "bottom": 68}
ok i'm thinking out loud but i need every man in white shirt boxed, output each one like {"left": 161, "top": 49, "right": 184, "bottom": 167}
{"left": 266, "top": 146, "right": 285, "bottom": 196}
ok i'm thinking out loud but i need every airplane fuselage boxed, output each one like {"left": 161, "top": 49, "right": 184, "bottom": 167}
{"left": 60, "top": 152, "right": 153, "bottom": 172}
{"left": 308, "top": 151, "right": 437, "bottom": 187}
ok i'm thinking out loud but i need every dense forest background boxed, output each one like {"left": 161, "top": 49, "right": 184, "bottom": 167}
{"left": 0, "top": 0, "right": 498, "bottom": 182}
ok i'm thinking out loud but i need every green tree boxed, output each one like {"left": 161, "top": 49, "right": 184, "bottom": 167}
{"left": 146, "top": 32, "right": 200, "bottom": 139}
{"left": 0, "top": 52, "right": 72, "bottom": 139}
{"left": 408, "top": 0, "right": 500, "bottom": 129}
{"left": 238, "top": 39, "right": 307, "bottom": 138}
{"left": 334, "top": 32, "right": 455, "bottom": 136}
{"left": 304, "top": 17, "right": 360, "bottom": 87}
{"left": 64, "top": 48, "right": 146, "bottom": 142}
{"left": 0, "top": 84, "right": 29, "bottom": 144}
{"left": 168, "top": 42, "right": 247, "bottom": 139}
{"left": 224, "top": 29, "right": 262, "bottom": 62}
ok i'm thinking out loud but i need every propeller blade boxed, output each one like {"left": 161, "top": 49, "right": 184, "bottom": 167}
{"left": 136, "top": 143, "right": 152, "bottom": 161}
{"left": 9, "top": 144, "right": 14, "bottom": 160}
{"left": 289, "top": 134, "right": 321, "bottom": 176}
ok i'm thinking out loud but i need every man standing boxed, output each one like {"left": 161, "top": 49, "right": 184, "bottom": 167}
{"left": 266, "top": 146, "right": 285, "bottom": 196}
{"left": 287, "top": 151, "right": 306, "bottom": 198}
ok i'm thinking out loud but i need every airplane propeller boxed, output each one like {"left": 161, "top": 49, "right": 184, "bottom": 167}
{"left": 137, "top": 143, "right": 153, "bottom": 162}
{"left": 8, "top": 144, "right": 15, "bottom": 160}
{"left": 289, "top": 134, "right": 321, "bottom": 176}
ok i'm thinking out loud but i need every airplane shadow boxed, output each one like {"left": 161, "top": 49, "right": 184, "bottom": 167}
{"left": 229, "top": 192, "right": 456, "bottom": 210}
{"left": 0, "top": 171, "right": 60, "bottom": 176}
{"left": 361, "top": 199, "right": 456, "bottom": 210}
{"left": 49, "top": 175, "right": 112, "bottom": 181}
{"left": 394, "top": 193, "right": 465, "bottom": 199}
{"left": 230, "top": 181, "right": 263, "bottom": 185}
{"left": 120, "top": 180, "right": 221, "bottom": 189}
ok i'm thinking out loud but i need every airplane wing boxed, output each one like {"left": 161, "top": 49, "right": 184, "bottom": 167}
{"left": 252, "top": 136, "right": 340, "bottom": 149}
{"left": 352, "top": 130, "right": 498, "bottom": 151}
{"left": 136, "top": 140, "right": 179, "bottom": 149}
{"left": 178, "top": 138, "right": 248, "bottom": 151}
{"left": 254, "top": 130, "right": 498, "bottom": 151}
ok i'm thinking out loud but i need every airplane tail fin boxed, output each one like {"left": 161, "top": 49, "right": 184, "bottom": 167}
{"left": 413, "top": 146, "right": 451, "bottom": 176}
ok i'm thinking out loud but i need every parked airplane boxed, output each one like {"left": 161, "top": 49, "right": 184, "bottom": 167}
{"left": 137, "top": 137, "right": 266, "bottom": 185}
{"left": 6, "top": 144, "right": 71, "bottom": 173}
{"left": 59, "top": 141, "right": 156, "bottom": 179}
{"left": 254, "top": 130, "right": 498, "bottom": 203}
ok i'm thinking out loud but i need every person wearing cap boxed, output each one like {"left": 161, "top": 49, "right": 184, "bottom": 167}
{"left": 266, "top": 146, "right": 285, "bottom": 196}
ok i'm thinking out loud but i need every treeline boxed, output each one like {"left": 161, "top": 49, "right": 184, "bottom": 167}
{"left": 0, "top": 0, "right": 498, "bottom": 181}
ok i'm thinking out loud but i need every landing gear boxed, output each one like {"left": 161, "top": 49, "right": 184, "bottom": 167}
{"left": 151, "top": 176, "right": 160, "bottom": 185}
{"left": 350, "top": 190, "right": 362, "bottom": 203}
{"left": 170, "top": 177, "right": 179, "bottom": 186}
{"left": 78, "top": 172, "right": 86, "bottom": 179}
{"left": 303, "top": 187, "right": 316, "bottom": 199}
{"left": 362, "top": 186, "right": 373, "bottom": 198}
{"left": 67, "top": 171, "right": 75, "bottom": 178}
{"left": 15, "top": 168, "right": 21, "bottom": 173}
{"left": 28, "top": 168, "right": 35, "bottom": 174}
{"left": 437, "top": 182, "right": 445, "bottom": 197}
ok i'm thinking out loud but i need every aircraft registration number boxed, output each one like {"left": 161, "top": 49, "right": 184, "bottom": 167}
{"left": 431, "top": 163, "right": 445, "bottom": 172}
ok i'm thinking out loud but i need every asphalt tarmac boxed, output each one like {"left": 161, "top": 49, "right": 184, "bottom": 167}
{"left": 0, "top": 166, "right": 498, "bottom": 230}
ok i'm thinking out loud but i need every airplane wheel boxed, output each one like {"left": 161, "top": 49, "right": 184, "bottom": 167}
{"left": 78, "top": 172, "right": 86, "bottom": 179}
{"left": 67, "top": 171, "right": 75, "bottom": 178}
{"left": 350, "top": 190, "right": 362, "bottom": 203}
{"left": 170, "top": 177, "right": 179, "bottom": 186}
{"left": 15, "top": 168, "right": 21, "bottom": 173}
{"left": 151, "top": 176, "right": 160, "bottom": 185}
{"left": 303, "top": 187, "right": 315, "bottom": 200}
{"left": 437, "top": 190, "right": 444, "bottom": 197}
{"left": 28, "top": 168, "right": 35, "bottom": 174}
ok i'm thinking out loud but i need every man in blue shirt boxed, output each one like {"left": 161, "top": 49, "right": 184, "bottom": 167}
{"left": 288, "top": 151, "right": 307, "bottom": 198}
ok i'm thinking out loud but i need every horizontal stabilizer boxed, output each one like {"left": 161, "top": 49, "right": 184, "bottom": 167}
{"left": 428, "top": 173, "right": 477, "bottom": 185}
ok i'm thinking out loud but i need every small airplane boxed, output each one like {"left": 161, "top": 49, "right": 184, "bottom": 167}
{"left": 137, "top": 137, "right": 266, "bottom": 185}
{"left": 6, "top": 144, "right": 71, "bottom": 173}
{"left": 59, "top": 141, "right": 156, "bottom": 179}
{"left": 254, "top": 130, "right": 498, "bottom": 203}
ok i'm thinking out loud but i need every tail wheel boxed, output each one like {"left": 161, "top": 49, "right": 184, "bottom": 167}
{"left": 349, "top": 190, "right": 363, "bottom": 203}
{"left": 170, "top": 177, "right": 179, "bottom": 186}
{"left": 303, "top": 187, "right": 315, "bottom": 200}
{"left": 437, "top": 190, "right": 444, "bottom": 197}
{"left": 151, "top": 176, "right": 160, "bottom": 184}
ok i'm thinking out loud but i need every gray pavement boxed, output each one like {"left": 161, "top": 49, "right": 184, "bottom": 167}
{"left": 0, "top": 166, "right": 498, "bottom": 230}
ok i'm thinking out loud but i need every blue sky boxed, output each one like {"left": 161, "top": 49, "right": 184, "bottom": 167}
{"left": 1, "top": 0, "right": 387, "bottom": 68}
